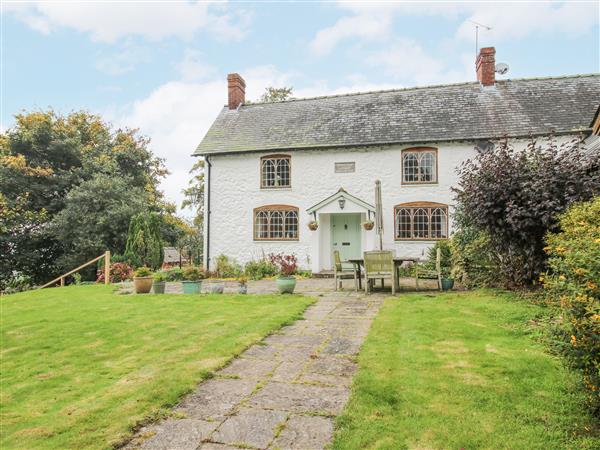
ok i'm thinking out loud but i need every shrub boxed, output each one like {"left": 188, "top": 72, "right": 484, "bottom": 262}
{"left": 543, "top": 197, "right": 600, "bottom": 414}
{"left": 426, "top": 240, "right": 453, "bottom": 275}
{"left": 96, "top": 262, "right": 133, "bottom": 283}
{"left": 454, "top": 137, "right": 599, "bottom": 287}
{"left": 244, "top": 259, "right": 278, "bottom": 280}
{"left": 215, "top": 254, "right": 242, "bottom": 278}
{"left": 182, "top": 266, "right": 204, "bottom": 281}
{"left": 269, "top": 253, "right": 298, "bottom": 277}
{"left": 2, "top": 272, "right": 32, "bottom": 294}
{"left": 133, "top": 266, "right": 153, "bottom": 277}
{"left": 450, "top": 224, "right": 500, "bottom": 287}
{"left": 165, "top": 267, "right": 183, "bottom": 282}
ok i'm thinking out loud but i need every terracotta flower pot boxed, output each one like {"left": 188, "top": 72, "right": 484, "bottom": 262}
{"left": 133, "top": 276, "right": 153, "bottom": 294}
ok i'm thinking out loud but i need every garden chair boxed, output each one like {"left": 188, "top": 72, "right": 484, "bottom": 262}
{"left": 363, "top": 251, "right": 395, "bottom": 295}
{"left": 333, "top": 250, "right": 358, "bottom": 291}
{"left": 415, "top": 247, "right": 442, "bottom": 291}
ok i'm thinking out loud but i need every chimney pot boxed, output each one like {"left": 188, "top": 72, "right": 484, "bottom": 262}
{"left": 476, "top": 47, "right": 496, "bottom": 87}
{"left": 227, "top": 73, "right": 246, "bottom": 110}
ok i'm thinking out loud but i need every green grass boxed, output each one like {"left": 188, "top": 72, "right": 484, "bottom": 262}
{"left": 333, "top": 290, "right": 599, "bottom": 450}
{"left": 1, "top": 285, "right": 313, "bottom": 449}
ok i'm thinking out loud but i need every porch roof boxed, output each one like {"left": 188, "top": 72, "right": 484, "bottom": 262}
{"left": 306, "top": 188, "right": 375, "bottom": 215}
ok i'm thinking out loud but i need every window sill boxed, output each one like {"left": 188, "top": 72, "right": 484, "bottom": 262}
{"left": 253, "top": 239, "right": 300, "bottom": 242}
{"left": 401, "top": 182, "right": 439, "bottom": 187}
{"left": 394, "top": 238, "right": 448, "bottom": 242}
{"left": 260, "top": 187, "right": 292, "bottom": 190}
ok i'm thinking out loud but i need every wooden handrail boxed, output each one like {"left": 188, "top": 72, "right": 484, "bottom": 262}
{"left": 39, "top": 251, "right": 111, "bottom": 289}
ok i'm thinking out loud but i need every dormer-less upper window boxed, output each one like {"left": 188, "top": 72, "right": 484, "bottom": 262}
{"left": 261, "top": 155, "right": 291, "bottom": 188}
{"left": 402, "top": 148, "right": 438, "bottom": 184}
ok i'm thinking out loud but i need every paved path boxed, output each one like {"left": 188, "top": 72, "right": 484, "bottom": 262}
{"left": 125, "top": 289, "right": 383, "bottom": 450}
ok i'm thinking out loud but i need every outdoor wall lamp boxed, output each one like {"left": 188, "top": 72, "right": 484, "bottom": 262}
{"left": 338, "top": 197, "right": 346, "bottom": 210}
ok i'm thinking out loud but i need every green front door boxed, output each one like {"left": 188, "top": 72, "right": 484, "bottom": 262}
{"left": 331, "top": 214, "right": 362, "bottom": 263}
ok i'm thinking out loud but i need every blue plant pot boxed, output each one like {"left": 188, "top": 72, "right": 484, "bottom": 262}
{"left": 182, "top": 281, "right": 201, "bottom": 294}
{"left": 276, "top": 276, "right": 297, "bottom": 294}
{"left": 441, "top": 278, "right": 454, "bottom": 291}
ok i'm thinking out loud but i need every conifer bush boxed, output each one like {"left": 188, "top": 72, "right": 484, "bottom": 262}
{"left": 544, "top": 197, "right": 600, "bottom": 414}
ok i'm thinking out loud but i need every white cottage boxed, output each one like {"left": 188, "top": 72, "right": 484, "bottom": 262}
{"left": 194, "top": 47, "right": 600, "bottom": 273}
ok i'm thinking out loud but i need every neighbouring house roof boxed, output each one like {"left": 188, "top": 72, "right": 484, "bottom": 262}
{"left": 194, "top": 74, "right": 600, "bottom": 156}
{"left": 163, "top": 247, "right": 187, "bottom": 264}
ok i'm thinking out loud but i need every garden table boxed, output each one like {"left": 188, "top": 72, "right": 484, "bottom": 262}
{"left": 349, "top": 256, "right": 418, "bottom": 292}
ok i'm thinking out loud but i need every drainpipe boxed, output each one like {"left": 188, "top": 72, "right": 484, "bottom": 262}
{"left": 204, "top": 155, "right": 212, "bottom": 270}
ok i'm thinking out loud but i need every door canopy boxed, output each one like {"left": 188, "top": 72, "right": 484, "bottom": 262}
{"left": 306, "top": 188, "right": 375, "bottom": 216}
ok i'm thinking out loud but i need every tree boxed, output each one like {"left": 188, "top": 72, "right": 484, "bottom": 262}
{"left": 49, "top": 174, "right": 150, "bottom": 274}
{"left": 453, "top": 137, "right": 600, "bottom": 287}
{"left": 124, "top": 212, "right": 164, "bottom": 270}
{"left": 182, "top": 158, "right": 205, "bottom": 229}
{"left": 0, "top": 110, "right": 168, "bottom": 286}
{"left": 259, "top": 86, "right": 294, "bottom": 103}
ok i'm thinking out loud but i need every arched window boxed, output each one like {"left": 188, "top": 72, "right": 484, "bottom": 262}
{"left": 254, "top": 205, "right": 299, "bottom": 240}
{"left": 394, "top": 202, "right": 448, "bottom": 240}
{"left": 261, "top": 154, "right": 291, "bottom": 188}
{"left": 402, "top": 148, "right": 438, "bottom": 184}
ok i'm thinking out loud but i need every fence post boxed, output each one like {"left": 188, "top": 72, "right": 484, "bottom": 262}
{"left": 60, "top": 277, "right": 65, "bottom": 287}
{"left": 104, "top": 251, "right": 110, "bottom": 285}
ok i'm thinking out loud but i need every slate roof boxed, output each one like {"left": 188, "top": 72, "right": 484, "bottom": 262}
{"left": 194, "top": 74, "right": 600, "bottom": 156}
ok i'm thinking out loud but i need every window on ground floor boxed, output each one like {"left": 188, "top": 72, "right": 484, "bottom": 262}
{"left": 254, "top": 205, "right": 299, "bottom": 240}
{"left": 394, "top": 202, "right": 448, "bottom": 240}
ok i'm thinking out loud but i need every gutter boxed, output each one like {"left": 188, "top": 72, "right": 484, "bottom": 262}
{"left": 205, "top": 155, "right": 212, "bottom": 271}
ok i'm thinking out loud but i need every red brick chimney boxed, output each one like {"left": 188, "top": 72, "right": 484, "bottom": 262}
{"left": 227, "top": 73, "right": 245, "bottom": 110}
{"left": 476, "top": 47, "right": 496, "bottom": 87}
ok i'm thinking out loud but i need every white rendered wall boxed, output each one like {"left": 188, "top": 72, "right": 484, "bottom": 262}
{"left": 203, "top": 136, "right": 575, "bottom": 272}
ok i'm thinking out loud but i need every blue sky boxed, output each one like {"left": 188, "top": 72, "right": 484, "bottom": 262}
{"left": 2, "top": 1, "right": 599, "bottom": 213}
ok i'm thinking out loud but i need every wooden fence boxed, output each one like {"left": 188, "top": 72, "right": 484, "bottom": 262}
{"left": 39, "top": 251, "right": 111, "bottom": 289}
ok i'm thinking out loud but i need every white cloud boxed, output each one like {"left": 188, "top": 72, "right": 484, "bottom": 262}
{"left": 177, "top": 49, "right": 217, "bottom": 82}
{"left": 4, "top": 1, "right": 249, "bottom": 43}
{"left": 95, "top": 43, "right": 151, "bottom": 76}
{"left": 309, "top": 13, "right": 392, "bottom": 56}
{"left": 454, "top": 2, "right": 599, "bottom": 43}
{"left": 312, "top": 1, "right": 599, "bottom": 55}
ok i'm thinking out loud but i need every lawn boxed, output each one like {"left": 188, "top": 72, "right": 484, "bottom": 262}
{"left": 0, "top": 285, "right": 313, "bottom": 449}
{"left": 333, "top": 290, "right": 599, "bottom": 450}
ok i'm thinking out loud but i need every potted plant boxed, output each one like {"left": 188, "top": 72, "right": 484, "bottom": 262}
{"left": 238, "top": 275, "right": 248, "bottom": 294}
{"left": 440, "top": 267, "right": 454, "bottom": 291}
{"left": 153, "top": 271, "right": 167, "bottom": 294}
{"left": 133, "top": 267, "right": 153, "bottom": 294}
{"left": 362, "top": 220, "right": 375, "bottom": 230}
{"left": 181, "top": 266, "right": 204, "bottom": 294}
{"left": 308, "top": 220, "right": 319, "bottom": 231}
{"left": 269, "top": 253, "right": 298, "bottom": 294}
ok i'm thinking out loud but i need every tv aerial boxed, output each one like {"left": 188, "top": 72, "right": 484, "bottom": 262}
{"left": 469, "top": 20, "right": 492, "bottom": 56}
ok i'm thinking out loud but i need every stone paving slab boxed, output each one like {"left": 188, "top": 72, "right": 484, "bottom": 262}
{"left": 125, "top": 284, "right": 384, "bottom": 450}
{"left": 219, "top": 358, "right": 279, "bottom": 380}
{"left": 211, "top": 408, "right": 288, "bottom": 449}
{"left": 131, "top": 419, "right": 216, "bottom": 450}
{"left": 175, "top": 379, "right": 257, "bottom": 420}
{"left": 248, "top": 382, "right": 349, "bottom": 415}
{"left": 270, "top": 415, "right": 334, "bottom": 450}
